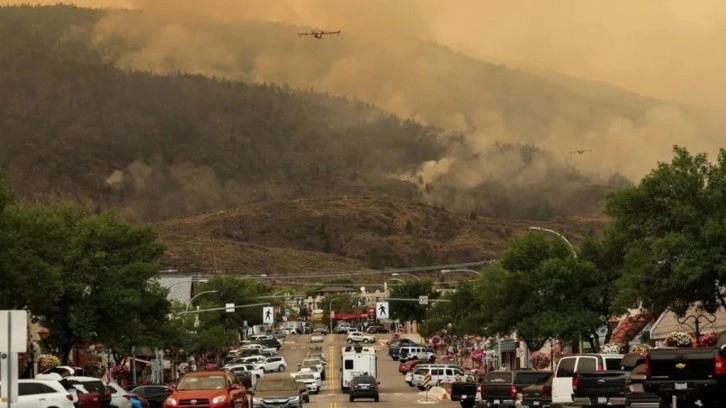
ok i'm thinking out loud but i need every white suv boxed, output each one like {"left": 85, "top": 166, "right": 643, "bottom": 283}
{"left": 347, "top": 332, "right": 375, "bottom": 344}
{"left": 254, "top": 356, "right": 288, "bottom": 372}
{"left": 12, "top": 379, "right": 76, "bottom": 408}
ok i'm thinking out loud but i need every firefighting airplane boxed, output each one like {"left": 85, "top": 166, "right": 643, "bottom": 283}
{"left": 570, "top": 149, "right": 592, "bottom": 155}
{"left": 298, "top": 30, "right": 341, "bottom": 39}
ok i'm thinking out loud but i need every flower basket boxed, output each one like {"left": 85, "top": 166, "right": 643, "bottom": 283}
{"left": 698, "top": 332, "right": 718, "bottom": 347}
{"left": 602, "top": 343, "right": 622, "bottom": 354}
{"left": 84, "top": 361, "right": 105, "bottom": 378}
{"left": 664, "top": 331, "right": 693, "bottom": 348}
{"left": 528, "top": 351, "right": 551, "bottom": 370}
{"left": 37, "top": 354, "right": 61, "bottom": 372}
{"left": 629, "top": 343, "right": 651, "bottom": 354}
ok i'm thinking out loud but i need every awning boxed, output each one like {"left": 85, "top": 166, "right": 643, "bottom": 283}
{"left": 333, "top": 313, "right": 368, "bottom": 320}
{"left": 650, "top": 305, "right": 726, "bottom": 340}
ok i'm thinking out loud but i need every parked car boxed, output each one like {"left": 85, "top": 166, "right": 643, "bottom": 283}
{"left": 348, "top": 374, "right": 380, "bottom": 402}
{"left": 366, "top": 326, "right": 389, "bottom": 334}
{"left": 105, "top": 383, "right": 134, "bottom": 408}
{"left": 12, "top": 379, "right": 76, "bottom": 408}
{"left": 480, "top": 370, "right": 552, "bottom": 408}
{"left": 66, "top": 376, "right": 112, "bottom": 408}
{"left": 399, "top": 359, "right": 425, "bottom": 374}
{"left": 347, "top": 332, "right": 376, "bottom": 344}
{"left": 254, "top": 356, "right": 288, "bottom": 372}
{"left": 128, "top": 385, "right": 174, "bottom": 408}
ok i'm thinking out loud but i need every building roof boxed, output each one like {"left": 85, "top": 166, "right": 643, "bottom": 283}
{"left": 650, "top": 305, "right": 726, "bottom": 340}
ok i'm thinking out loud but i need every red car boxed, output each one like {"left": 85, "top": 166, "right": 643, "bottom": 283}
{"left": 163, "top": 371, "right": 248, "bottom": 408}
{"left": 399, "top": 359, "right": 424, "bottom": 374}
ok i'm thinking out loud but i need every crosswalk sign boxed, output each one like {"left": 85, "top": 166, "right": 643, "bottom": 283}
{"left": 375, "top": 301, "right": 389, "bottom": 319}
{"left": 262, "top": 306, "right": 274, "bottom": 324}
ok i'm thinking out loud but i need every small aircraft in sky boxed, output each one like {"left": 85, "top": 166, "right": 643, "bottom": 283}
{"left": 570, "top": 149, "right": 592, "bottom": 155}
{"left": 297, "top": 30, "right": 341, "bottom": 39}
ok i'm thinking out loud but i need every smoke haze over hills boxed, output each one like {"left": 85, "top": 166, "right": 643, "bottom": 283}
{"left": 2, "top": 1, "right": 724, "bottom": 216}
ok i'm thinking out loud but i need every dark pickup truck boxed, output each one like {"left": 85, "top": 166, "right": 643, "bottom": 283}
{"left": 644, "top": 331, "right": 726, "bottom": 408}
{"left": 520, "top": 374, "right": 552, "bottom": 408}
{"left": 571, "top": 353, "right": 649, "bottom": 407}
{"left": 572, "top": 370, "right": 627, "bottom": 407}
{"left": 480, "top": 370, "right": 553, "bottom": 408}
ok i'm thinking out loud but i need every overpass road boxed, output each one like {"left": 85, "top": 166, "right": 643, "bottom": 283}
{"left": 276, "top": 332, "right": 454, "bottom": 408}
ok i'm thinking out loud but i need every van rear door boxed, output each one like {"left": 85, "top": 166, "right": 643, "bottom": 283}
{"left": 552, "top": 357, "right": 576, "bottom": 404}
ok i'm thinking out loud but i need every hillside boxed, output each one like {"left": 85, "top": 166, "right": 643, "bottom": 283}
{"left": 0, "top": 4, "right": 635, "bottom": 223}
{"left": 155, "top": 194, "right": 610, "bottom": 276}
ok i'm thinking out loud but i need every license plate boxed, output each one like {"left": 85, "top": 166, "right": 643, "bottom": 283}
{"left": 675, "top": 382, "right": 687, "bottom": 390}
{"left": 533, "top": 402, "right": 540, "bottom": 406}
{"left": 494, "top": 400, "right": 501, "bottom": 404}
{"left": 597, "top": 397, "right": 607, "bottom": 404}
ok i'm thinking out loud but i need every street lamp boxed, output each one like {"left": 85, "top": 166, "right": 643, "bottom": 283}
{"left": 185, "top": 290, "right": 221, "bottom": 314}
{"left": 440, "top": 269, "right": 482, "bottom": 276}
{"left": 329, "top": 298, "right": 337, "bottom": 335}
{"left": 388, "top": 278, "right": 406, "bottom": 285}
{"left": 528, "top": 227, "right": 577, "bottom": 258}
{"left": 392, "top": 272, "right": 420, "bottom": 281}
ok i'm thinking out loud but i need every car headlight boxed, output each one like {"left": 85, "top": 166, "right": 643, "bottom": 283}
{"left": 252, "top": 397, "right": 263, "bottom": 403}
{"left": 212, "top": 395, "right": 227, "bottom": 404}
{"left": 290, "top": 396, "right": 300, "bottom": 402}
{"left": 165, "top": 397, "right": 178, "bottom": 406}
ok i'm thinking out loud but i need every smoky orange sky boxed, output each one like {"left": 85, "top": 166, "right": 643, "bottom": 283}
{"left": 6, "top": 0, "right": 725, "bottom": 108}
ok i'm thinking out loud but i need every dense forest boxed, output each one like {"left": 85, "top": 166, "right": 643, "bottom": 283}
{"left": 0, "top": 4, "right": 678, "bottom": 224}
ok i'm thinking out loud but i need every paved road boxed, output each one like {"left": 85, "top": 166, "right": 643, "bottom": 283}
{"left": 278, "top": 333, "right": 454, "bottom": 408}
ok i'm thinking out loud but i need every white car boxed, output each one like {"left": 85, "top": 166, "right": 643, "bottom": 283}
{"left": 310, "top": 333, "right": 325, "bottom": 343}
{"left": 11, "top": 379, "right": 76, "bottom": 408}
{"left": 241, "top": 343, "right": 277, "bottom": 355}
{"left": 255, "top": 356, "right": 288, "bottom": 372}
{"left": 105, "top": 382, "right": 134, "bottom": 408}
{"left": 347, "top": 332, "right": 376, "bottom": 344}
{"left": 226, "top": 363, "right": 265, "bottom": 379}
{"left": 291, "top": 369, "right": 322, "bottom": 387}
{"left": 293, "top": 372, "right": 320, "bottom": 394}
{"left": 300, "top": 358, "right": 325, "bottom": 380}
{"left": 237, "top": 355, "right": 267, "bottom": 365}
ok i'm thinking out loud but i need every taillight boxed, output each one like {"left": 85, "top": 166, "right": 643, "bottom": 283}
{"left": 625, "top": 379, "right": 633, "bottom": 386}
{"left": 715, "top": 355, "right": 726, "bottom": 376}
{"left": 509, "top": 385, "right": 517, "bottom": 398}
{"left": 572, "top": 375, "right": 579, "bottom": 393}
{"left": 597, "top": 364, "right": 604, "bottom": 371}
{"left": 66, "top": 394, "right": 74, "bottom": 401}
{"left": 542, "top": 385, "right": 552, "bottom": 396}
{"left": 645, "top": 354, "right": 651, "bottom": 378}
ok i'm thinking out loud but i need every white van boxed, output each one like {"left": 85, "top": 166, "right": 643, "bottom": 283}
{"left": 340, "top": 346, "right": 378, "bottom": 391}
{"left": 399, "top": 345, "right": 435, "bottom": 362}
{"left": 411, "top": 364, "right": 466, "bottom": 389}
{"left": 551, "top": 353, "right": 624, "bottom": 406}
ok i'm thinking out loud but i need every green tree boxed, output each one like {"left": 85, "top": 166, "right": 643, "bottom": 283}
{"left": 607, "top": 146, "right": 726, "bottom": 314}
{"left": 23, "top": 203, "right": 169, "bottom": 363}
{"left": 477, "top": 232, "right": 618, "bottom": 350}
{"left": 389, "top": 280, "right": 439, "bottom": 323}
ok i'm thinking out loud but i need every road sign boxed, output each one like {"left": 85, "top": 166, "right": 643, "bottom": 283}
{"left": 375, "top": 302, "right": 389, "bottom": 319}
{"left": 418, "top": 296, "right": 429, "bottom": 305}
{"left": 423, "top": 372, "right": 432, "bottom": 390}
{"left": 367, "top": 306, "right": 375, "bottom": 320}
{"left": 312, "top": 309, "right": 324, "bottom": 321}
{"left": 262, "top": 306, "right": 274, "bottom": 324}
{"left": 0, "top": 310, "right": 27, "bottom": 352}
{"left": 225, "top": 303, "right": 235, "bottom": 313}
{"left": 516, "top": 347, "right": 525, "bottom": 358}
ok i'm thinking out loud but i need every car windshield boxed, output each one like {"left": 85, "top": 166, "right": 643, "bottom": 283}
{"left": 255, "top": 380, "right": 297, "bottom": 391}
{"left": 177, "top": 376, "right": 226, "bottom": 390}
{"left": 296, "top": 374, "right": 315, "bottom": 380}
{"left": 303, "top": 360, "right": 320, "bottom": 366}
{"left": 352, "top": 376, "right": 376, "bottom": 384}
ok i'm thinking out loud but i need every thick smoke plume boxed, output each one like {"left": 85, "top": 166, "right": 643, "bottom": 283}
{"left": 6, "top": 0, "right": 726, "bottom": 217}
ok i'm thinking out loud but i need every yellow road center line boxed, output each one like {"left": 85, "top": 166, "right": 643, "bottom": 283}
{"left": 328, "top": 344, "right": 336, "bottom": 396}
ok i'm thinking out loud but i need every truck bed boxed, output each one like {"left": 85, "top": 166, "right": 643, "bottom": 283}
{"left": 573, "top": 371, "right": 627, "bottom": 406}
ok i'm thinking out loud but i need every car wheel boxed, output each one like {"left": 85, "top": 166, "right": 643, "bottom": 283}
{"left": 363, "top": 339, "right": 370, "bottom": 344}
{"left": 278, "top": 365, "right": 285, "bottom": 372}
{"left": 374, "top": 396, "right": 379, "bottom": 402}
{"left": 304, "top": 395, "right": 310, "bottom": 403}
{"left": 321, "top": 373, "right": 326, "bottom": 380}
{"left": 418, "top": 386, "right": 425, "bottom": 391}
{"left": 349, "top": 396, "right": 355, "bottom": 402}
{"left": 347, "top": 339, "right": 353, "bottom": 343}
